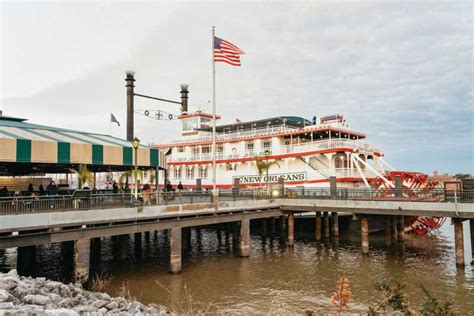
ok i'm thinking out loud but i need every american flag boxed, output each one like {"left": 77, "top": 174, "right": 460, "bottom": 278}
{"left": 214, "top": 36, "right": 244, "bottom": 66}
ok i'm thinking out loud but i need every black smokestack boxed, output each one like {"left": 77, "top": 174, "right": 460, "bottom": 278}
{"left": 125, "top": 71, "right": 135, "bottom": 141}
{"left": 180, "top": 84, "right": 189, "bottom": 113}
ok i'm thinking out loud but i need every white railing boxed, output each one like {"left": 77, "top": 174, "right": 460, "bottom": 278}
{"left": 168, "top": 139, "right": 382, "bottom": 163}
{"left": 166, "top": 124, "right": 363, "bottom": 146}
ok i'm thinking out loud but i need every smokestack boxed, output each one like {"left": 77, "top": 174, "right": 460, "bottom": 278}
{"left": 125, "top": 71, "right": 135, "bottom": 141}
{"left": 180, "top": 84, "right": 189, "bottom": 113}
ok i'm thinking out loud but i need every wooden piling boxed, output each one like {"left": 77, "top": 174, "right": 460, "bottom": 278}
{"left": 454, "top": 221, "right": 465, "bottom": 266}
{"left": 74, "top": 238, "right": 90, "bottom": 284}
{"left": 118, "top": 235, "right": 129, "bottom": 260}
{"left": 288, "top": 212, "right": 295, "bottom": 246}
{"left": 331, "top": 212, "right": 339, "bottom": 237}
{"left": 397, "top": 215, "right": 405, "bottom": 242}
{"left": 391, "top": 216, "right": 397, "bottom": 244}
{"left": 240, "top": 219, "right": 250, "bottom": 257}
{"left": 323, "top": 212, "right": 330, "bottom": 239}
{"left": 385, "top": 216, "right": 392, "bottom": 246}
{"left": 170, "top": 227, "right": 182, "bottom": 273}
{"left": 471, "top": 220, "right": 474, "bottom": 264}
{"left": 315, "top": 212, "right": 322, "bottom": 241}
{"left": 361, "top": 217, "right": 369, "bottom": 254}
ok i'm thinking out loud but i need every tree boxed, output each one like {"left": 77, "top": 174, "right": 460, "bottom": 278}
{"left": 255, "top": 159, "right": 281, "bottom": 177}
{"left": 71, "top": 164, "right": 94, "bottom": 189}
{"left": 119, "top": 169, "right": 144, "bottom": 187}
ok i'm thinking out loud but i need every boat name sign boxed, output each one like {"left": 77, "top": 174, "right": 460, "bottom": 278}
{"left": 234, "top": 172, "right": 307, "bottom": 184}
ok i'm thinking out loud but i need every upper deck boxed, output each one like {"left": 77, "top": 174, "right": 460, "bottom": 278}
{"left": 155, "top": 115, "right": 366, "bottom": 148}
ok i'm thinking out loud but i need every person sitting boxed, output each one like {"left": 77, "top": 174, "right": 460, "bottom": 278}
{"left": 46, "top": 181, "right": 58, "bottom": 196}
{"left": 27, "top": 183, "right": 34, "bottom": 195}
{"left": 0, "top": 186, "right": 9, "bottom": 197}
{"left": 112, "top": 181, "right": 119, "bottom": 194}
{"left": 177, "top": 181, "right": 184, "bottom": 191}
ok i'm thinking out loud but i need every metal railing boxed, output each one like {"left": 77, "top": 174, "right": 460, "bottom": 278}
{"left": 169, "top": 139, "right": 381, "bottom": 163}
{"left": 0, "top": 188, "right": 472, "bottom": 215}
{"left": 0, "top": 191, "right": 213, "bottom": 215}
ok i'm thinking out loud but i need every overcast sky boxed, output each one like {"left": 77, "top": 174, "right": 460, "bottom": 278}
{"left": 1, "top": 1, "right": 472, "bottom": 174}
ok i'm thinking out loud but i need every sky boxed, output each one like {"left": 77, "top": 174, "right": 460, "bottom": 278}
{"left": 0, "top": 0, "right": 473, "bottom": 174}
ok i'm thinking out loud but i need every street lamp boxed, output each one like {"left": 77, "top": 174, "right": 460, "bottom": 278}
{"left": 264, "top": 149, "right": 271, "bottom": 190}
{"left": 132, "top": 137, "right": 140, "bottom": 199}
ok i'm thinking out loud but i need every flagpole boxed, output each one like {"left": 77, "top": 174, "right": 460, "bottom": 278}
{"left": 211, "top": 26, "right": 217, "bottom": 193}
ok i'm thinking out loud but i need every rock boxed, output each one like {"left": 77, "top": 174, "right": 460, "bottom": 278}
{"left": 105, "top": 301, "right": 118, "bottom": 310}
{"left": 0, "top": 289, "right": 12, "bottom": 303}
{"left": 58, "top": 285, "right": 71, "bottom": 298}
{"left": 48, "top": 293, "right": 62, "bottom": 304}
{"left": 58, "top": 298, "right": 75, "bottom": 309}
{"left": 93, "top": 300, "right": 108, "bottom": 309}
{"left": 98, "top": 307, "right": 108, "bottom": 314}
{"left": 45, "top": 308, "right": 80, "bottom": 315}
{"left": 96, "top": 292, "right": 111, "bottom": 301}
{"left": 6, "top": 270, "right": 18, "bottom": 277}
{"left": 0, "top": 302, "right": 14, "bottom": 309}
{"left": 45, "top": 281, "right": 63, "bottom": 290}
{"left": 0, "top": 277, "right": 18, "bottom": 290}
{"left": 23, "top": 294, "right": 51, "bottom": 306}
{"left": 73, "top": 305, "right": 95, "bottom": 313}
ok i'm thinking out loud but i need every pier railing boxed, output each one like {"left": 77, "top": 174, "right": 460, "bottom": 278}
{"left": 0, "top": 188, "right": 472, "bottom": 215}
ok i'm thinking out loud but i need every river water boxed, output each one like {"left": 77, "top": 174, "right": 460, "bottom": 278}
{"left": 1, "top": 218, "right": 473, "bottom": 314}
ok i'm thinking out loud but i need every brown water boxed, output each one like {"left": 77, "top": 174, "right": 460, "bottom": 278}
{"left": 1, "top": 218, "right": 473, "bottom": 314}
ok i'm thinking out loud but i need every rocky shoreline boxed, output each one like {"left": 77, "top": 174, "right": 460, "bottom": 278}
{"left": 0, "top": 270, "right": 170, "bottom": 315}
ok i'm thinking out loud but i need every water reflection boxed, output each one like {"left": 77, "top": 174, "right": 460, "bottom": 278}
{"left": 0, "top": 219, "right": 473, "bottom": 313}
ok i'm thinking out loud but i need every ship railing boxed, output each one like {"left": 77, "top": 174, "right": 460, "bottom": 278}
{"left": 168, "top": 139, "right": 381, "bottom": 163}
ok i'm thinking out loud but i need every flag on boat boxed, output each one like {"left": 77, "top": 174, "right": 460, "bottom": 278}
{"left": 110, "top": 113, "right": 120, "bottom": 126}
{"left": 214, "top": 36, "right": 245, "bottom": 66}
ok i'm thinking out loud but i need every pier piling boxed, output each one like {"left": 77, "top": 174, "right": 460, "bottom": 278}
{"left": 361, "top": 217, "right": 369, "bottom": 254}
{"left": 323, "top": 212, "right": 330, "bottom": 239}
{"left": 240, "top": 219, "right": 250, "bottom": 257}
{"left": 391, "top": 216, "right": 398, "bottom": 244}
{"left": 118, "top": 235, "right": 129, "bottom": 260}
{"left": 331, "top": 212, "right": 339, "bottom": 237}
{"left": 288, "top": 212, "right": 295, "bottom": 246}
{"left": 397, "top": 216, "right": 405, "bottom": 242}
{"left": 74, "top": 238, "right": 90, "bottom": 285}
{"left": 16, "top": 246, "right": 36, "bottom": 276}
{"left": 454, "top": 221, "right": 465, "bottom": 266}
{"left": 315, "top": 212, "right": 322, "bottom": 241}
{"left": 471, "top": 220, "right": 474, "bottom": 264}
{"left": 170, "top": 228, "right": 182, "bottom": 273}
{"left": 385, "top": 216, "right": 392, "bottom": 246}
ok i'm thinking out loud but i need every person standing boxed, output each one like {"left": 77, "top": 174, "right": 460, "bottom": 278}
{"left": 46, "top": 181, "right": 58, "bottom": 196}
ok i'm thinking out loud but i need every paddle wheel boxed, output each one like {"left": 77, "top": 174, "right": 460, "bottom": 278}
{"left": 370, "top": 171, "right": 446, "bottom": 235}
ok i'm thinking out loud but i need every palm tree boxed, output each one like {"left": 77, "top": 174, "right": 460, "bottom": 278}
{"left": 119, "top": 169, "right": 144, "bottom": 187}
{"left": 255, "top": 159, "right": 281, "bottom": 177}
{"left": 71, "top": 164, "right": 94, "bottom": 189}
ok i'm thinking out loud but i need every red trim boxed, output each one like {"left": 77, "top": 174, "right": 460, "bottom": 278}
{"left": 154, "top": 126, "right": 366, "bottom": 148}
{"left": 167, "top": 148, "right": 353, "bottom": 166}
{"left": 176, "top": 177, "right": 375, "bottom": 189}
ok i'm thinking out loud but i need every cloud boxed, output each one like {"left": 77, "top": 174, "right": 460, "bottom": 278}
{"left": 1, "top": 1, "right": 472, "bottom": 174}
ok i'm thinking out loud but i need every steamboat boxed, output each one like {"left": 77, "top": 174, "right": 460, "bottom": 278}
{"left": 154, "top": 105, "right": 446, "bottom": 235}
{"left": 156, "top": 109, "right": 411, "bottom": 191}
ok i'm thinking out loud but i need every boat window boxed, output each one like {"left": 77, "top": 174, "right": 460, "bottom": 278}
{"left": 183, "top": 118, "right": 199, "bottom": 131}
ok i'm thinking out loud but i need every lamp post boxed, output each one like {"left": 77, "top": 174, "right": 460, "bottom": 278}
{"left": 132, "top": 137, "right": 140, "bottom": 199}
{"left": 264, "top": 150, "right": 270, "bottom": 190}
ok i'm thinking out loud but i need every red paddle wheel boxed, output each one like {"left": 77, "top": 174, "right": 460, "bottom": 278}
{"left": 370, "top": 171, "right": 445, "bottom": 235}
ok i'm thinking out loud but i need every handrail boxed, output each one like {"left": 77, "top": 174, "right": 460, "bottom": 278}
{"left": 0, "top": 188, "right": 472, "bottom": 215}
{"left": 169, "top": 139, "right": 382, "bottom": 163}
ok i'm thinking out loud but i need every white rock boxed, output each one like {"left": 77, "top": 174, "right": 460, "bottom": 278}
{"left": 23, "top": 294, "right": 51, "bottom": 306}
{"left": 0, "top": 289, "right": 11, "bottom": 303}
{"left": 0, "top": 302, "right": 14, "bottom": 309}
{"left": 45, "top": 308, "right": 79, "bottom": 316}
{"left": 93, "top": 300, "right": 109, "bottom": 309}
{"left": 6, "top": 270, "right": 18, "bottom": 278}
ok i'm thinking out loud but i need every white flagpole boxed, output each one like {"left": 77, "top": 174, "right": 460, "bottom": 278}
{"left": 211, "top": 26, "right": 217, "bottom": 193}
